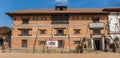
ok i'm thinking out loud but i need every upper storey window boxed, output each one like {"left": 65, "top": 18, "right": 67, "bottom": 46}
{"left": 18, "top": 29, "right": 32, "bottom": 36}
{"left": 54, "top": 28, "right": 66, "bottom": 36}
{"left": 74, "top": 29, "right": 81, "bottom": 34}
{"left": 51, "top": 14, "right": 69, "bottom": 24}
{"left": 93, "top": 29, "right": 101, "bottom": 35}
{"left": 22, "top": 18, "right": 29, "bottom": 24}
{"left": 92, "top": 18, "right": 99, "bottom": 23}
{"left": 40, "top": 29, "right": 46, "bottom": 34}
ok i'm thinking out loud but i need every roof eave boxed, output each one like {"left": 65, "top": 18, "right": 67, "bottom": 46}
{"left": 6, "top": 12, "right": 108, "bottom": 15}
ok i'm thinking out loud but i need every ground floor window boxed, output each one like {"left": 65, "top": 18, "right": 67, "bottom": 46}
{"left": 22, "top": 40, "right": 27, "bottom": 48}
{"left": 74, "top": 40, "right": 80, "bottom": 44}
{"left": 38, "top": 41, "right": 46, "bottom": 45}
{"left": 58, "top": 40, "right": 64, "bottom": 48}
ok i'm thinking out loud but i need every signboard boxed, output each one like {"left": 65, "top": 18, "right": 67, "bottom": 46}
{"left": 47, "top": 41, "right": 58, "bottom": 47}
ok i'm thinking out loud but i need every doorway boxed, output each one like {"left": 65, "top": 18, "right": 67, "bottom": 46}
{"left": 94, "top": 39, "right": 101, "bottom": 50}
{"left": 0, "top": 37, "right": 3, "bottom": 46}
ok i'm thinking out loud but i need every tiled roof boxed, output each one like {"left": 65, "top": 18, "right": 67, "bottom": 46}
{"left": 6, "top": 8, "right": 107, "bottom": 14}
{"left": 103, "top": 7, "right": 120, "bottom": 12}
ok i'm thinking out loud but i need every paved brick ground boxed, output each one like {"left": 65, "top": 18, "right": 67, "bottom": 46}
{"left": 0, "top": 51, "right": 120, "bottom": 58}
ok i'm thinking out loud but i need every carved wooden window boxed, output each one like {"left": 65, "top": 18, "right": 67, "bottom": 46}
{"left": 22, "top": 18, "right": 29, "bottom": 24}
{"left": 74, "top": 29, "right": 81, "bottom": 34}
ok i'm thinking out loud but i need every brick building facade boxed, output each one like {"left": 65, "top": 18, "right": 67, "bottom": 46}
{"left": 6, "top": 6, "right": 109, "bottom": 52}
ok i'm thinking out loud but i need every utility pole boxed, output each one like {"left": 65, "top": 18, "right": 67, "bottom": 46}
{"left": 33, "top": 26, "right": 39, "bottom": 53}
{"left": 67, "top": 25, "right": 71, "bottom": 53}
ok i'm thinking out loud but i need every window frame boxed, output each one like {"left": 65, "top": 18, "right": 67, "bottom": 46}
{"left": 74, "top": 29, "right": 81, "bottom": 34}
{"left": 74, "top": 40, "right": 81, "bottom": 44}
{"left": 18, "top": 29, "right": 32, "bottom": 36}
{"left": 40, "top": 29, "right": 46, "bottom": 34}
{"left": 54, "top": 28, "right": 66, "bottom": 36}
{"left": 92, "top": 18, "right": 100, "bottom": 23}
{"left": 58, "top": 40, "right": 64, "bottom": 48}
{"left": 22, "top": 18, "right": 29, "bottom": 24}
{"left": 51, "top": 14, "right": 69, "bottom": 24}
{"left": 38, "top": 41, "right": 46, "bottom": 45}
{"left": 22, "top": 40, "right": 27, "bottom": 48}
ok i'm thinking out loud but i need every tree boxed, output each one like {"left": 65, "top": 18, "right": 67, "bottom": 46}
{"left": 0, "top": 26, "right": 11, "bottom": 52}
{"left": 0, "top": 26, "right": 11, "bottom": 36}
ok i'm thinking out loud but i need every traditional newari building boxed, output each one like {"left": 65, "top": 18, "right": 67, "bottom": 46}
{"left": 104, "top": 8, "right": 120, "bottom": 43}
{"left": 6, "top": 6, "right": 109, "bottom": 52}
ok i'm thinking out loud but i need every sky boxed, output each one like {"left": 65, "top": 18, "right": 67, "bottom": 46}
{"left": 0, "top": 0, "right": 120, "bottom": 28}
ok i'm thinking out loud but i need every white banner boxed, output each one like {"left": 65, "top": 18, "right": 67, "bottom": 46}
{"left": 47, "top": 41, "right": 58, "bottom": 47}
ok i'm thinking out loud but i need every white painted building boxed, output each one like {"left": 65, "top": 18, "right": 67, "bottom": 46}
{"left": 109, "top": 12, "right": 120, "bottom": 43}
{"left": 103, "top": 7, "right": 120, "bottom": 44}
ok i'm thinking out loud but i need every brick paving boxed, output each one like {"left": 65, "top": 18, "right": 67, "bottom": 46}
{"left": 0, "top": 50, "right": 120, "bottom": 58}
